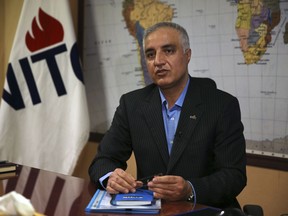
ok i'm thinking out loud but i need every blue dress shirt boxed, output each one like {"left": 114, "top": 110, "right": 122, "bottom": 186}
{"left": 159, "top": 78, "right": 190, "bottom": 154}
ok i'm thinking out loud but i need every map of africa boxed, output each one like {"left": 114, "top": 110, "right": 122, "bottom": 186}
{"left": 83, "top": 0, "right": 288, "bottom": 158}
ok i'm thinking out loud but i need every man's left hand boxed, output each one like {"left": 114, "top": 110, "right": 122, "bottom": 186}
{"left": 147, "top": 175, "right": 192, "bottom": 201}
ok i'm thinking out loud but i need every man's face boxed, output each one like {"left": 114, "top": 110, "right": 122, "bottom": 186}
{"left": 144, "top": 27, "right": 191, "bottom": 90}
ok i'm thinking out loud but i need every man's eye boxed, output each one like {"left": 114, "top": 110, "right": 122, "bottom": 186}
{"left": 164, "top": 48, "right": 175, "bottom": 55}
{"left": 145, "top": 52, "right": 155, "bottom": 59}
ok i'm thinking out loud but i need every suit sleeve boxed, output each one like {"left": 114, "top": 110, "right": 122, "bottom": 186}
{"left": 88, "top": 95, "right": 133, "bottom": 188}
{"left": 191, "top": 96, "right": 247, "bottom": 207}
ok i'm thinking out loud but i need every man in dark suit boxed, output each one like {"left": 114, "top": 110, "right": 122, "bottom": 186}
{"left": 89, "top": 22, "right": 246, "bottom": 209}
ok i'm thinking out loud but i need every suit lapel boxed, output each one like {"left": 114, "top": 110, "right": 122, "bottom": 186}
{"left": 167, "top": 79, "right": 204, "bottom": 172}
{"left": 141, "top": 87, "right": 170, "bottom": 166}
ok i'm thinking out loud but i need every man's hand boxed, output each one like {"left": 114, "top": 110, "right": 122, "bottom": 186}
{"left": 106, "top": 168, "right": 142, "bottom": 194}
{"left": 147, "top": 175, "right": 192, "bottom": 201}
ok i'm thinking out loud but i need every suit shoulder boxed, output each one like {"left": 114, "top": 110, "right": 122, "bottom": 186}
{"left": 191, "top": 77, "right": 237, "bottom": 101}
{"left": 191, "top": 77, "right": 217, "bottom": 90}
{"left": 122, "top": 84, "right": 157, "bottom": 100}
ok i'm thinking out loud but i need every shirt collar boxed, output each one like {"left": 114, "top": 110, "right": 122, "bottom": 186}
{"left": 159, "top": 77, "right": 190, "bottom": 108}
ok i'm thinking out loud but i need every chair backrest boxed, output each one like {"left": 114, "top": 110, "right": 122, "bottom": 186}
{"left": 243, "top": 204, "right": 264, "bottom": 216}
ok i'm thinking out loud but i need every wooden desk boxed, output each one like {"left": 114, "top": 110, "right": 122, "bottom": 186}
{"left": 0, "top": 165, "right": 208, "bottom": 216}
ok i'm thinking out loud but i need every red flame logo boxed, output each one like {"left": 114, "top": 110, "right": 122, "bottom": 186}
{"left": 25, "top": 8, "right": 64, "bottom": 52}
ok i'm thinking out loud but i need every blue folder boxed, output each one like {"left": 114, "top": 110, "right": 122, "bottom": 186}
{"left": 85, "top": 189, "right": 161, "bottom": 214}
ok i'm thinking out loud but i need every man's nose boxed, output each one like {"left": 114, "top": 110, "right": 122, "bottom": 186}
{"left": 154, "top": 52, "right": 166, "bottom": 66}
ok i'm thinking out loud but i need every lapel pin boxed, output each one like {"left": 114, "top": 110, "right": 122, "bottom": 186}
{"left": 190, "top": 115, "right": 197, "bottom": 120}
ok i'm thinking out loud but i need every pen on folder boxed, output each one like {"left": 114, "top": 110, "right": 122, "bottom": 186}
{"left": 136, "top": 173, "right": 163, "bottom": 186}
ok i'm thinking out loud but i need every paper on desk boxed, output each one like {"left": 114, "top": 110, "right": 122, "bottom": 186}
{"left": 0, "top": 191, "right": 35, "bottom": 216}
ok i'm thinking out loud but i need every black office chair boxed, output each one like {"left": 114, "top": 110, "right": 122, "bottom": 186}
{"left": 243, "top": 204, "right": 264, "bottom": 216}
{"left": 217, "top": 205, "right": 264, "bottom": 216}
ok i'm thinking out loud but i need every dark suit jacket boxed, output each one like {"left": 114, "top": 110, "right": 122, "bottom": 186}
{"left": 89, "top": 77, "right": 247, "bottom": 209}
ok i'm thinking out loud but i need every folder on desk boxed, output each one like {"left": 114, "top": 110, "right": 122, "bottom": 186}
{"left": 85, "top": 189, "right": 161, "bottom": 214}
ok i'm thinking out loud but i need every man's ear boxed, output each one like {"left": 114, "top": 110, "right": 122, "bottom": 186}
{"left": 185, "top": 48, "right": 192, "bottom": 63}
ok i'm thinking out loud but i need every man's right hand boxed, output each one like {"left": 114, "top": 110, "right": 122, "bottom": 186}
{"left": 106, "top": 168, "right": 142, "bottom": 194}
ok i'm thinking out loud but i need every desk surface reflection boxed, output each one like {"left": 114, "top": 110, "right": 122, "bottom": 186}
{"left": 0, "top": 165, "right": 207, "bottom": 216}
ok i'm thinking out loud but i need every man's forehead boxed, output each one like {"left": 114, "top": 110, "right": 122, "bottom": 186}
{"left": 146, "top": 27, "right": 179, "bottom": 38}
{"left": 144, "top": 27, "right": 180, "bottom": 49}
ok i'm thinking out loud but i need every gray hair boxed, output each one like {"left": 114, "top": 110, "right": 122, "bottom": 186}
{"left": 142, "top": 22, "right": 190, "bottom": 51}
